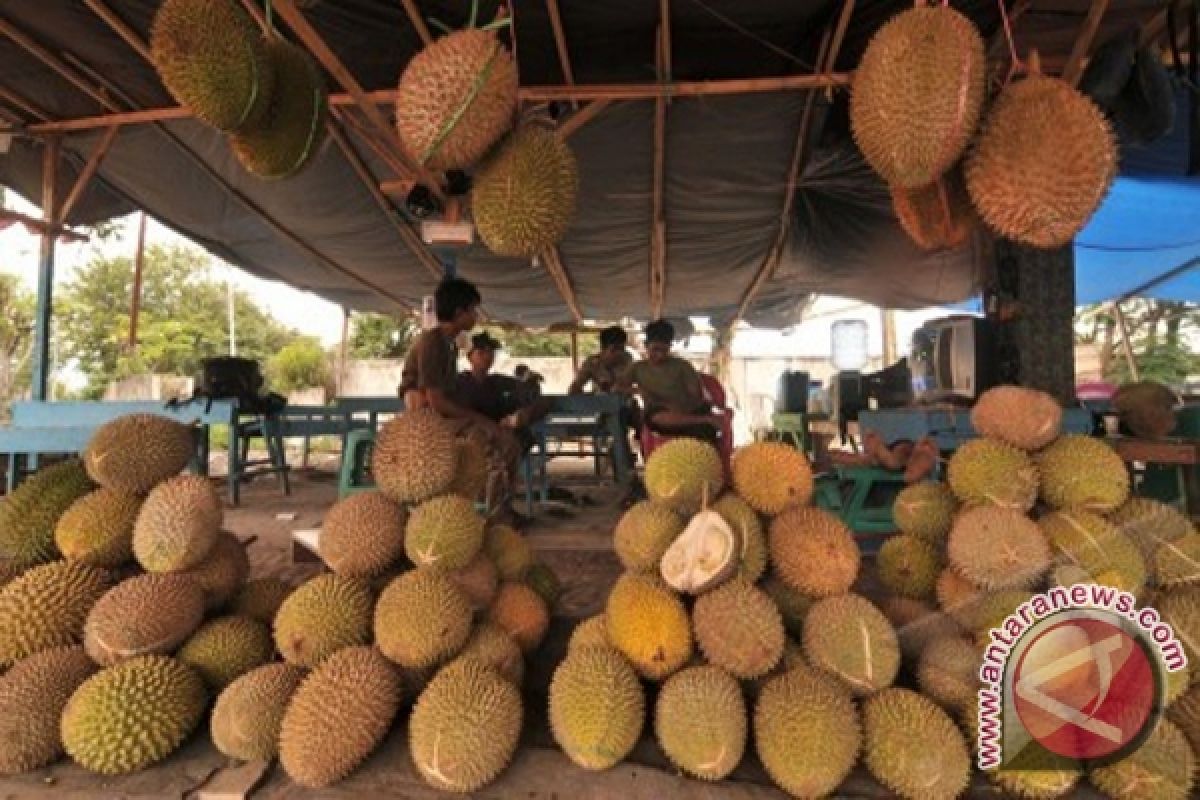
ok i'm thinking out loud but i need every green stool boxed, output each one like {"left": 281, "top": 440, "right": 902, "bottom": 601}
{"left": 338, "top": 428, "right": 377, "bottom": 498}
{"left": 814, "top": 466, "right": 906, "bottom": 553}
{"left": 769, "top": 412, "right": 809, "bottom": 454}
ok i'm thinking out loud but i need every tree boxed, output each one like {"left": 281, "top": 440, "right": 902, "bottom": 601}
{"left": 348, "top": 313, "right": 419, "bottom": 359}
{"left": 480, "top": 326, "right": 601, "bottom": 359}
{"left": 0, "top": 273, "right": 35, "bottom": 417}
{"left": 1075, "top": 300, "right": 1200, "bottom": 386}
{"left": 57, "top": 244, "right": 299, "bottom": 397}
{"left": 267, "top": 337, "right": 333, "bottom": 394}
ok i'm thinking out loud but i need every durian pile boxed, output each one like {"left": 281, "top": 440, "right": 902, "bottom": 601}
{"left": 852, "top": 5, "right": 1118, "bottom": 251}
{"left": 551, "top": 391, "right": 1199, "bottom": 799}
{"left": 151, "top": 0, "right": 327, "bottom": 179}
{"left": 0, "top": 408, "right": 561, "bottom": 792}
{"left": 878, "top": 384, "right": 1199, "bottom": 799}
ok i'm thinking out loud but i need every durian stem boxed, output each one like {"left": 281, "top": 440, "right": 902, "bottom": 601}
{"left": 265, "top": 0, "right": 274, "bottom": 37}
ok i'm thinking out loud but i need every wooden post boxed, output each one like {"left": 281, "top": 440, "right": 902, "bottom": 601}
{"left": 881, "top": 308, "right": 898, "bottom": 365}
{"left": 128, "top": 211, "right": 147, "bottom": 350}
{"left": 31, "top": 136, "right": 60, "bottom": 402}
{"left": 570, "top": 330, "right": 580, "bottom": 372}
{"left": 1113, "top": 301, "right": 1141, "bottom": 381}
{"left": 338, "top": 307, "right": 350, "bottom": 397}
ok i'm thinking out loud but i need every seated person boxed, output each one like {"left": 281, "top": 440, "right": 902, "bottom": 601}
{"left": 617, "top": 319, "right": 721, "bottom": 446}
{"left": 830, "top": 432, "right": 939, "bottom": 484}
{"left": 397, "top": 277, "right": 513, "bottom": 477}
{"left": 569, "top": 326, "right": 634, "bottom": 395}
{"left": 455, "top": 331, "right": 550, "bottom": 464}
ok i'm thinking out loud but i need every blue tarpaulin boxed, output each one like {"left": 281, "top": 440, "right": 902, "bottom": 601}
{"left": 1074, "top": 176, "right": 1200, "bottom": 304}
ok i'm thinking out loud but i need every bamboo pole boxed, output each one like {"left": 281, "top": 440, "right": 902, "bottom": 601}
{"left": 31, "top": 136, "right": 59, "bottom": 402}
{"left": 545, "top": 0, "right": 578, "bottom": 107}
{"left": 1063, "top": 0, "right": 1112, "bottom": 87}
{"left": 57, "top": 125, "right": 119, "bottom": 224}
{"left": 128, "top": 211, "right": 147, "bottom": 350}
{"left": 399, "top": 0, "right": 434, "bottom": 46}
{"left": 1113, "top": 301, "right": 1141, "bottom": 381}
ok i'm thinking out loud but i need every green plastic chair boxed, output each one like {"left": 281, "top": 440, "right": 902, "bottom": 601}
{"left": 814, "top": 465, "right": 907, "bottom": 553}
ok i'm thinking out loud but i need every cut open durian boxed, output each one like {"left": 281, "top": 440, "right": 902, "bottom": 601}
{"left": 660, "top": 509, "right": 740, "bottom": 594}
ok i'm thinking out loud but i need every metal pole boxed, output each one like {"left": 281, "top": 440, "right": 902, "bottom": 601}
{"left": 881, "top": 308, "right": 898, "bottom": 365}
{"left": 1113, "top": 300, "right": 1140, "bottom": 381}
{"left": 31, "top": 136, "right": 60, "bottom": 402}
{"left": 227, "top": 270, "right": 237, "bottom": 356}
{"left": 338, "top": 306, "right": 349, "bottom": 397}
{"left": 128, "top": 211, "right": 147, "bottom": 349}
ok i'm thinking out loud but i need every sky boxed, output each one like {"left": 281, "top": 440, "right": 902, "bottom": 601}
{"left": 0, "top": 193, "right": 348, "bottom": 346}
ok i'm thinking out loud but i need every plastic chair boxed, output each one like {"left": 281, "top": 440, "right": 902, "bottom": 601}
{"left": 640, "top": 374, "right": 735, "bottom": 476}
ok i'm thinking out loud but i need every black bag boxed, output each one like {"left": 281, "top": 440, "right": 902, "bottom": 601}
{"left": 191, "top": 357, "right": 285, "bottom": 415}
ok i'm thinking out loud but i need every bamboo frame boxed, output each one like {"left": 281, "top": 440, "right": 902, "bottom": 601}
{"left": 80, "top": 0, "right": 151, "bottom": 62}
{"left": 1063, "top": 0, "right": 1111, "bottom": 87}
{"left": 0, "top": 83, "right": 49, "bottom": 122}
{"left": 1113, "top": 301, "right": 1141, "bottom": 381}
{"left": 57, "top": 125, "right": 119, "bottom": 224}
{"left": 545, "top": 0, "right": 578, "bottom": 98}
{"left": 271, "top": 0, "right": 446, "bottom": 202}
{"left": 31, "top": 136, "right": 60, "bottom": 402}
{"left": 556, "top": 99, "right": 613, "bottom": 139}
{"left": 327, "top": 117, "right": 443, "bottom": 280}
{"left": 649, "top": 25, "right": 668, "bottom": 319}
{"left": 542, "top": 246, "right": 584, "bottom": 322}
{"left": 0, "top": 208, "right": 88, "bottom": 242}
{"left": 399, "top": 0, "right": 434, "bottom": 46}
{"left": 732, "top": 2, "right": 850, "bottom": 327}
{"left": 65, "top": 5, "right": 415, "bottom": 310}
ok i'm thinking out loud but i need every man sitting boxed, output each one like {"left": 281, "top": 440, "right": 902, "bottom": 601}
{"left": 569, "top": 325, "right": 633, "bottom": 395}
{"left": 456, "top": 332, "right": 550, "bottom": 459}
{"left": 617, "top": 319, "right": 722, "bottom": 445}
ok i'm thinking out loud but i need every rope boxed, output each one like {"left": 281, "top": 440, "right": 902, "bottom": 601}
{"left": 997, "top": 0, "right": 1023, "bottom": 85}
{"left": 235, "top": 33, "right": 264, "bottom": 130}
{"left": 680, "top": 0, "right": 816, "bottom": 72}
{"left": 420, "top": 39, "right": 503, "bottom": 164}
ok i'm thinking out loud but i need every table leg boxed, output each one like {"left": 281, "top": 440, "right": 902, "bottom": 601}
{"left": 228, "top": 421, "right": 241, "bottom": 506}
{"left": 609, "top": 414, "right": 631, "bottom": 484}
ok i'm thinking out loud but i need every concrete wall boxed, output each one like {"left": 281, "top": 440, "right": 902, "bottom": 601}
{"left": 337, "top": 356, "right": 577, "bottom": 397}
{"left": 103, "top": 374, "right": 193, "bottom": 402}
{"left": 287, "top": 387, "right": 327, "bottom": 406}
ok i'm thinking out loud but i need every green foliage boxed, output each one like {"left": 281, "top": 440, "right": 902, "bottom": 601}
{"left": 57, "top": 245, "right": 298, "bottom": 397}
{"left": 1076, "top": 300, "right": 1199, "bottom": 387}
{"left": 349, "top": 313, "right": 418, "bottom": 359}
{"left": 0, "top": 273, "right": 36, "bottom": 418}
{"left": 267, "top": 336, "right": 332, "bottom": 394}
{"left": 480, "top": 326, "right": 600, "bottom": 359}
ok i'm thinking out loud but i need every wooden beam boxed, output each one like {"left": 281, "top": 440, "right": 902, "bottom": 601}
{"left": 556, "top": 99, "right": 613, "bottom": 139}
{"left": 1063, "top": 0, "right": 1111, "bottom": 87}
{"left": 1140, "top": 0, "right": 1184, "bottom": 47}
{"left": 399, "top": 0, "right": 434, "bottom": 46}
{"left": 31, "top": 136, "right": 60, "bottom": 402}
{"left": 542, "top": 246, "right": 584, "bottom": 322}
{"left": 56, "top": 125, "right": 119, "bottom": 224}
{"left": 80, "top": 0, "right": 151, "bottom": 62}
{"left": 649, "top": 26, "right": 667, "bottom": 319}
{"left": 29, "top": 73, "right": 854, "bottom": 135}
{"left": 545, "top": 0, "right": 578, "bottom": 104}
{"left": 326, "top": 117, "right": 443, "bottom": 280}
{"left": 732, "top": 5, "right": 849, "bottom": 327}
{"left": 0, "top": 208, "right": 88, "bottom": 242}
{"left": 520, "top": 73, "right": 850, "bottom": 102}
{"left": 659, "top": 0, "right": 672, "bottom": 88}
{"left": 0, "top": 83, "right": 49, "bottom": 122}
{"left": 0, "top": 17, "right": 116, "bottom": 112}
{"left": 271, "top": 0, "right": 446, "bottom": 201}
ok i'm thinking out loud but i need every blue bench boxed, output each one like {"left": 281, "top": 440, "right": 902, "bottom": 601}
{"left": 532, "top": 394, "right": 632, "bottom": 491}
{"left": 0, "top": 399, "right": 287, "bottom": 505}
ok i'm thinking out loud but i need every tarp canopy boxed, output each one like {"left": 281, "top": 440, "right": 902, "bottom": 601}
{"left": 0, "top": 0, "right": 1183, "bottom": 327}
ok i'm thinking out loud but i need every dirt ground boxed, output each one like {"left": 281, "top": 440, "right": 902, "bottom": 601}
{"left": 0, "top": 460, "right": 1101, "bottom": 799}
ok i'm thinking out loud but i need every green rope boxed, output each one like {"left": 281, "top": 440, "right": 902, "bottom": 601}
{"left": 428, "top": 17, "right": 454, "bottom": 35}
{"left": 420, "top": 39, "right": 503, "bottom": 165}
{"left": 468, "top": 0, "right": 479, "bottom": 29}
{"left": 265, "top": 0, "right": 273, "bottom": 34}
{"left": 480, "top": 18, "right": 512, "bottom": 31}
{"left": 235, "top": 32, "right": 263, "bottom": 130}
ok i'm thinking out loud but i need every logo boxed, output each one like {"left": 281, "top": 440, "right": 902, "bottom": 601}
{"left": 975, "top": 583, "right": 1187, "bottom": 771}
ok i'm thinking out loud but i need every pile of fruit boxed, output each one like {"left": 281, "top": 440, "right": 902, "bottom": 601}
{"left": 0, "top": 409, "right": 559, "bottom": 792}
{"left": 549, "top": 385, "right": 1199, "bottom": 799}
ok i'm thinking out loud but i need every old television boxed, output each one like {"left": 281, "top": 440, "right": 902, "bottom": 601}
{"left": 910, "top": 316, "right": 996, "bottom": 402}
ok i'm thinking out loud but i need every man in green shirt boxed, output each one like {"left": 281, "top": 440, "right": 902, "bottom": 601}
{"left": 617, "top": 319, "right": 720, "bottom": 444}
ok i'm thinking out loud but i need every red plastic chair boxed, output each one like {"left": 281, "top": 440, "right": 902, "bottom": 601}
{"left": 640, "top": 373, "right": 735, "bottom": 477}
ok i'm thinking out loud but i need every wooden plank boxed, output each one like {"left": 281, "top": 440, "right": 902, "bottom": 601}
{"left": 195, "top": 760, "right": 271, "bottom": 800}
{"left": 1111, "top": 438, "right": 1200, "bottom": 466}
{"left": 56, "top": 125, "right": 119, "bottom": 224}
{"left": 1063, "top": 0, "right": 1112, "bottom": 87}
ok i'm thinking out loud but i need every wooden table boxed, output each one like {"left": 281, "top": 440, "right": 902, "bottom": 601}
{"left": 1108, "top": 436, "right": 1199, "bottom": 514}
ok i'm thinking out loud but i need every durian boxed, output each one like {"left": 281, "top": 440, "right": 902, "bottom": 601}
{"left": 447, "top": 552, "right": 500, "bottom": 610}
{"left": 210, "top": 662, "right": 305, "bottom": 762}
{"left": 1110, "top": 496, "right": 1195, "bottom": 561}
{"left": 1088, "top": 716, "right": 1195, "bottom": 800}
{"left": 605, "top": 572, "right": 692, "bottom": 681}
{"left": 971, "top": 386, "right": 1063, "bottom": 451}
{"left": 274, "top": 573, "right": 373, "bottom": 667}
{"left": 877, "top": 533, "right": 942, "bottom": 598}
{"left": 692, "top": 578, "right": 784, "bottom": 679}
{"left": 60, "top": 655, "right": 207, "bottom": 775}
{"left": 948, "top": 506, "right": 1052, "bottom": 589}
{"left": 486, "top": 581, "right": 549, "bottom": 653}
{"left": 374, "top": 570, "right": 472, "bottom": 669}
{"left": 83, "top": 413, "right": 194, "bottom": 493}
{"left": 730, "top": 441, "right": 813, "bottom": 514}
{"left": 372, "top": 410, "right": 458, "bottom": 504}
{"left": 1038, "top": 435, "right": 1129, "bottom": 512}
{"left": 458, "top": 622, "right": 524, "bottom": 686}
{"left": 180, "top": 531, "right": 248, "bottom": 611}
{"left": 177, "top": 614, "right": 273, "bottom": 690}
{"left": 566, "top": 614, "right": 610, "bottom": 654}
{"left": 549, "top": 646, "right": 644, "bottom": 771}
{"left": 0, "top": 460, "right": 92, "bottom": 569}
{"left": 406, "top": 494, "right": 485, "bottom": 571}
{"left": 892, "top": 169, "right": 975, "bottom": 251}
{"left": 659, "top": 508, "right": 738, "bottom": 594}
{"left": 893, "top": 481, "right": 958, "bottom": 545}
{"left": 320, "top": 491, "right": 407, "bottom": 579}
{"left": 472, "top": 124, "right": 579, "bottom": 257}
{"left": 84, "top": 573, "right": 206, "bottom": 666}
{"left": 654, "top": 665, "right": 745, "bottom": 781}
{"left": 768, "top": 506, "right": 860, "bottom": 597}
{"left": 643, "top": 438, "right": 725, "bottom": 514}
{"left": 484, "top": 524, "right": 533, "bottom": 580}
{"left": 132, "top": 474, "right": 221, "bottom": 572}
{"left": 947, "top": 438, "right": 1039, "bottom": 510}
{"left": 803, "top": 593, "right": 900, "bottom": 696}
{"left": 613, "top": 500, "right": 683, "bottom": 573}
{"left": 712, "top": 493, "right": 767, "bottom": 582}
{"left": 862, "top": 688, "right": 971, "bottom": 800}
{"left": 916, "top": 636, "right": 980, "bottom": 711}
{"left": 851, "top": 6, "right": 986, "bottom": 187}
{"left": 0, "top": 646, "right": 96, "bottom": 775}
{"left": 229, "top": 577, "right": 292, "bottom": 624}
{"left": 0, "top": 560, "right": 111, "bottom": 668}
{"left": 54, "top": 488, "right": 141, "bottom": 568}
{"left": 279, "top": 646, "right": 401, "bottom": 788}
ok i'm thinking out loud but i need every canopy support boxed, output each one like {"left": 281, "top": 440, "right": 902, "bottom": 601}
{"left": 1063, "top": 0, "right": 1111, "bottom": 87}
{"left": 31, "top": 137, "right": 59, "bottom": 402}
{"left": 649, "top": 17, "right": 669, "bottom": 319}
{"left": 1113, "top": 301, "right": 1141, "bottom": 381}
{"left": 399, "top": 0, "right": 434, "bottom": 46}
{"left": 57, "top": 125, "right": 119, "bottom": 224}
{"left": 546, "top": 0, "right": 579, "bottom": 108}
